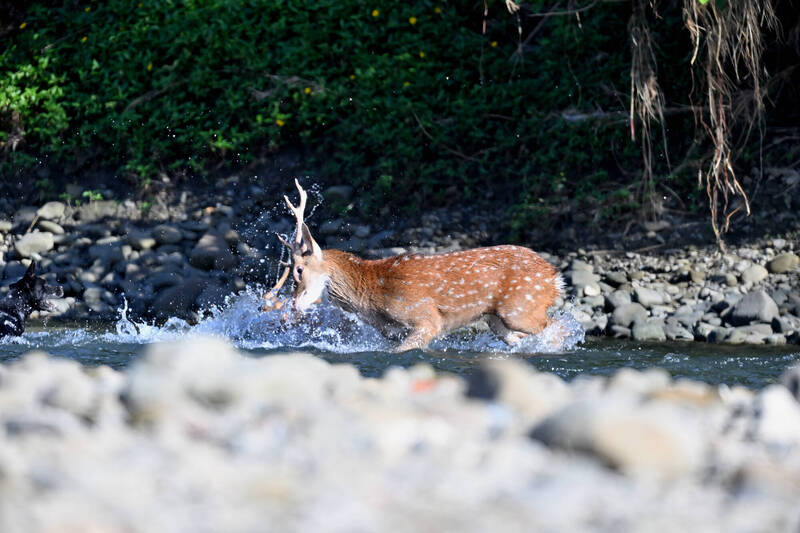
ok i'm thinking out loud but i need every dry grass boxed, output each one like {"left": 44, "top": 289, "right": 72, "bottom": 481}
{"left": 626, "top": 0, "right": 777, "bottom": 249}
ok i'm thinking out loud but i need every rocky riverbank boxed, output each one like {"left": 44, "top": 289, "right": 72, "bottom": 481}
{"left": 0, "top": 181, "right": 798, "bottom": 345}
{"left": 1, "top": 338, "right": 799, "bottom": 532}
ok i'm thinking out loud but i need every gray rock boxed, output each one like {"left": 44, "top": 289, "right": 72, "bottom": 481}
{"left": 150, "top": 271, "right": 183, "bottom": 290}
{"left": 772, "top": 315, "right": 800, "bottom": 334}
{"left": 605, "top": 290, "right": 632, "bottom": 310}
{"left": 632, "top": 321, "right": 667, "bottom": 342}
{"left": 75, "top": 200, "right": 119, "bottom": 222}
{"left": 610, "top": 325, "right": 632, "bottom": 338}
{"left": 471, "top": 359, "right": 571, "bottom": 421}
{"left": 693, "top": 322, "right": 715, "bottom": 341}
{"left": 323, "top": 185, "right": 355, "bottom": 204}
{"left": 530, "top": 400, "right": 703, "bottom": 478}
{"left": 570, "top": 259, "right": 594, "bottom": 272}
{"left": 14, "top": 232, "right": 54, "bottom": 258}
{"left": 664, "top": 320, "right": 694, "bottom": 341}
{"left": 36, "top": 201, "right": 66, "bottom": 220}
{"left": 151, "top": 278, "right": 207, "bottom": 319}
{"left": 689, "top": 270, "right": 707, "bottom": 283}
{"left": 707, "top": 327, "right": 732, "bottom": 343}
{"left": 36, "top": 219, "right": 65, "bottom": 235}
{"left": 729, "top": 290, "right": 780, "bottom": 326}
{"left": 189, "top": 232, "right": 238, "bottom": 271}
{"left": 765, "top": 334, "right": 787, "bottom": 345}
{"left": 604, "top": 271, "right": 628, "bottom": 287}
{"left": 780, "top": 363, "right": 800, "bottom": 401}
{"left": 127, "top": 229, "right": 157, "bottom": 251}
{"left": 0, "top": 219, "right": 12, "bottom": 232}
{"left": 767, "top": 253, "right": 799, "bottom": 274}
{"left": 88, "top": 242, "right": 124, "bottom": 265}
{"left": 353, "top": 225, "right": 371, "bottom": 239}
{"left": 196, "top": 284, "right": 229, "bottom": 310}
{"left": 741, "top": 264, "right": 768, "bottom": 284}
{"left": 567, "top": 270, "right": 600, "bottom": 296}
{"left": 319, "top": 219, "right": 344, "bottom": 235}
{"left": 611, "top": 303, "right": 648, "bottom": 328}
{"left": 152, "top": 224, "right": 183, "bottom": 245}
{"left": 13, "top": 206, "right": 38, "bottom": 229}
{"left": 634, "top": 286, "right": 664, "bottom": 307}
{"left": 752, "top": 385, "right": 800, "bottom": 445}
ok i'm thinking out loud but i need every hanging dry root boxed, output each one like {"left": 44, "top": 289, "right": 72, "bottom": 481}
{"left": 683, "top": 0, "right": 777, "bottom": 249}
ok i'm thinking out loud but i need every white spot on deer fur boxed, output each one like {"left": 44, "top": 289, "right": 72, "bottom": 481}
{"left": 536, "top": 272, "right": 542, "bottom": 277}
{"left": 524, "top": 276, "right": 531, "bottom": 282}
{"left": 525, "top": 294, "right": 532, "bottom": 301}
{"left": 535, "top": 285, "right": 542, "bottom": 291}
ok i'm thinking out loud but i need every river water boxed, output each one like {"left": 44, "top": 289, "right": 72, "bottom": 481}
{"left": 1, "top": 289, "right": 798, "bottom": 389}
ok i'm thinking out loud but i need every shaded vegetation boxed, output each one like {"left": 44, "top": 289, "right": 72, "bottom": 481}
{"left": 1, "top": 0, "right": 798, "bottom": 238}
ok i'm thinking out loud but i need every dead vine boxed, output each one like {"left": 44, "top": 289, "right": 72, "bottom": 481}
{"left": 682, "top": 0, "right": 777, "bottom": 250}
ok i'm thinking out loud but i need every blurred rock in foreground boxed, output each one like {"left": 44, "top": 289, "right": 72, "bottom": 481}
{"left": 1, "top": 338, "right": 799, "bottom": 533}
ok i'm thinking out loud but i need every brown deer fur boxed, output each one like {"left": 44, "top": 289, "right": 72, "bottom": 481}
{"left": 275, "top": 180, "right": 564, "bottom": 352}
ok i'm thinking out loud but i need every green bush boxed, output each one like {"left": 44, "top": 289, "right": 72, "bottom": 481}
{"left": 0, "top": 0, "right": 690, "bottom": 223}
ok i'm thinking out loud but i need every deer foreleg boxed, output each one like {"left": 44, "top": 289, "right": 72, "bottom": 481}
{"left": 395, "top": 319, "right": 442, "bottom": 352}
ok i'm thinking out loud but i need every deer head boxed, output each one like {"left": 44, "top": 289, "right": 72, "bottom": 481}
{"left": 279, "top": 179, "right": 327, "bottom": 311}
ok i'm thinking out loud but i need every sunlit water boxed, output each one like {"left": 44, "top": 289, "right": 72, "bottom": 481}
{"left": 1, "top": 288, "right": 798, "bottom": 389}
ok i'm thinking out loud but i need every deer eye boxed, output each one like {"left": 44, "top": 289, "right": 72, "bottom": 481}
{"left": 295, "top": 266, "right": 303, "bottom": 279}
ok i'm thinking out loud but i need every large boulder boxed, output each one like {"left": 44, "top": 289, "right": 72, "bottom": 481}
{"left": 741, "top": 264, "right": 768, "bottom": 284}
{"left": 530, "top": 399, "right": 704, "bottom": 478}
{"left": 611, "top": 303, "right": 648, "bottom": 328}
{"left": 75, "top": 200, "right": 120, "bottom": 222}
{"left": 632, "top": 320, "right": 667, "bottom": 342}
{"left": 189, "top": 232, "right": 238, "bottom": 271}
{"left": 14, "top": 232, "right": 54, "bottom": 258}
{"left": 729, "top": 290, "right": 779, "bottom": 326}
{"left": 36, "top": 201, "right": 66, "bottom": 220}
{"left": 767, "top": 253, "right": 799, "bottom": 274}
{"left": 633, "top": 286, "right": 664, "bottom": 308}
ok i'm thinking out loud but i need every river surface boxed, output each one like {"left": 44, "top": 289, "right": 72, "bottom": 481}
{"left": 1, "top": 290, "right": 798, "bottom": 389}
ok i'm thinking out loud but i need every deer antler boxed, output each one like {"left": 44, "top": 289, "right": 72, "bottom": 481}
{"left": 275, "top": 232, "right": 293, "bottom": 250}
{"left": 262, "top": 261, "right": 291, "bottom": 312}
{"left": 284, "top": 178, "right": 308, "bottom": 245}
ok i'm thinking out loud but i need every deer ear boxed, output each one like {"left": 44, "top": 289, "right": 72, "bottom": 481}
{"left": 300, "top": 223, "right": 323, "bottom": 259}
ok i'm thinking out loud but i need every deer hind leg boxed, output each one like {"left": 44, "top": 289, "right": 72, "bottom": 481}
{"left": 496, "top": 301, "right": 551, "bottom": 337}
{"left": 486, "top": 314, "right": 528, "bottom": 345}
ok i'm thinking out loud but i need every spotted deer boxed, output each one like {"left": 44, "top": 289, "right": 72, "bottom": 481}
{"left": 264, "top": 180, "right": 565, "bottom": 351}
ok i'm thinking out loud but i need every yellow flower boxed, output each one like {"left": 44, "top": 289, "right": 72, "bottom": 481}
{"left": 409, "top": 16, "right": 417, "bottom": 25}
{"left": 419, "top": 51, "right": 425, "bottom": 58}
{"left": 304, "top": 87, "right": 311, "bottom": 94}
{"left": 84, "top": 6, "right": 90, "bottom": 12}
{"left": 403, "top": 81, "right": 410, "bottom": 87}
{"left": 276, "top": 119, "right": 285, "bottom": 127}
{"left": 138, "top": 2, "right": 143, "bottom": 6}
{"left": 349, "top": 74, "right": 355, "bottom": 80}
{"left": 81, "top": 36, "right": 87, "bottom": 42}
{"left": 434, "top": 6, "right": 442, "bottom": 14}
{"left": 147, "top": 62, "right": 152, "bottom": 71}
{"left": 372, "top": 9, "right": 379, "bottom": 17}
{"left": 19, "top": 21, "right": 27, "bottom": 29}
{"left": 491, "top": 41, "right": 498, "bottom": 48}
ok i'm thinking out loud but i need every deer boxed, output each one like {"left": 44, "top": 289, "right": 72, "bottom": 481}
{"left": 263, "top": 180, "right": 565, "bottom": 352}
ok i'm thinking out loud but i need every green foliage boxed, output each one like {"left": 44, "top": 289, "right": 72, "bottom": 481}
{"left": 82, "top": 189, "right": 103, "bottom": 202}
{"left": 0, "top": 0, "right": 692, "bottom": 225}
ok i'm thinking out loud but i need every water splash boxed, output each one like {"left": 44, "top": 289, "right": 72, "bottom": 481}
{"left": 99, "top": 288, "right": 585, "bottom": 355}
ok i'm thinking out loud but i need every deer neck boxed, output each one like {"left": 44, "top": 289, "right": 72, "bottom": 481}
{"left": 322, "top": 249, "right": 377, "bottom": 312}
